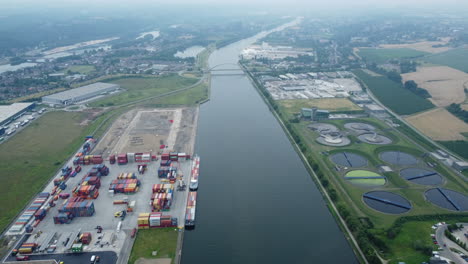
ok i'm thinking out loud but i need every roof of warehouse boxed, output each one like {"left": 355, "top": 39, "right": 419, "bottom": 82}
{"left": 42, "top": 82, "right": 118, "bottom": 101}
{"left": 0, "top": 103, "right": 34, "bottom": 124}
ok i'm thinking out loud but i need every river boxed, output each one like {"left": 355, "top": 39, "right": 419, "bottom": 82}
{"left": 181, "top": 21, "right": 358, "bottom": 264}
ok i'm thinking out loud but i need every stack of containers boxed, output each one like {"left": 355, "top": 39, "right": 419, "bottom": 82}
{"left": 151, "top": 193, "right": 173, "bottom": 211}
{"left": 109, "top": 178, "right": 140, "bottom": 193}
{"left": 161, "top": 153, "right": 170, "bottom": 161}
{"left": 73, "top": 185, "right": 99, "bottom": 199}
{"left": 151, "top": 184, "right": 174, "bottom": 211}
{"left": 117, "top": 172, "right": 136, "bottom": 179}
{"left": 34, "top": 209, "right": 47, "bottom": 221}
{"left": 18, "top": 243, "right": 37, "bottom": 254}
{"left": 53, "top": 212, "right": 74, "bottom": 224}
{"left": 9, "top": 193, "right": 49, "bottom": 233}
{"left": 109, "top": 155, "right": 116, "bottom": 164}
{"left": 178, "top": 153, "right": 187, "bottom": 161}
{"left": 58, "top": 197, "right": 95, "bottom": 217}
{"left": 73, "top": 138, "right": 97, "bottom": 165}
{"left": 127, "top": 153, "right": 135, "bottom": 163}
{"left": 134, "top": 153, "right": 151, "bottom": 163}
{"left": 160, "top": 159, "right": 171, "bottom": 167}
{"left": 88, "top": 164, "right": 109, "bottom": 176}
{"left": 137, "top": 213, "right": 150, "bottom": 229}
{"left": 149, "top": 212, "right": 162, "bottom": 227}
{"left": 169, "top": 152, "right": 178, "bottom": 161}
{"left": 152, "top": 184, "right": 174, "bottom": 193}
{"left": 117, "top": 154, "right": 128, "bottom": 165}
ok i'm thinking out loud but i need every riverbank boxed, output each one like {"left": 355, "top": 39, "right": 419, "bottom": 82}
{"left": 241, "top": 62, "right": 468, "bottom": 263}
{"left": 241, "top": 63, "right": 368, "bottom": 264}
{"left": 181, "top": 18, "right": 357, "bottom": 264}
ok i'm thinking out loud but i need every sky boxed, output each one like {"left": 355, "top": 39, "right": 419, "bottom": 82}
{"left": 1, "top": 0, "right": 467, "bottom": 15}
{"left": 2, "top": 0, "right": 467, "bottom": 7}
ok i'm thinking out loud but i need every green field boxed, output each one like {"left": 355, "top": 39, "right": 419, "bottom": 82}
{"left": 142, "top": 81, "right": 209, "bottom": 107}
{"left": 67, "top": 65, "right": 96, "bottom": 74}
{"left": 379, "top": 221, "right": 437, "bottom": 264}
{"left": 278, "top": 98, "right": 362, "bottom": 116}
{"left": 0, "top": 111, "right": 97, "bottom": 232}
{"left": 422, "top": 48, "right": 468, "bottom": 72}
{"left": 358, "top": 48, "right": 429, "bottom": 64}
{"left": 128, "top": 228, "right": 178, "bottom": 264}
{"left": 89, "top": 75, "right": 199, "bottom": 107}
{"left": 345, "top": 170, "right": 386, "bottom": 186}
{"left": 353, "top": 69, "right": 435, "bottom": 115}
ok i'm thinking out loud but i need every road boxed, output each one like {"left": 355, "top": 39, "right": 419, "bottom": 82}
{"left": 4, "top": 251, "right": 117, "bottom": 264}
{"left": 435, "top": 224, "right": 468, "bottom": 264}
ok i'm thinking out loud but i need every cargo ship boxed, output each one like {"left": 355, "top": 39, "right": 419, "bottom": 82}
{"left": 185, "top": 191, "right": 197, "bottom": 228}
{"left": 189, "top": 156, "right": 200, "bottom": 191}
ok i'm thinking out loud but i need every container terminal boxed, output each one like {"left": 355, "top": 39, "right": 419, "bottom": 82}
{"left": 2, "top": 107, "right": 200, "bottom": 264}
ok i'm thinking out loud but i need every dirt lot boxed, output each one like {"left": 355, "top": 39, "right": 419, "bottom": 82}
{"left": 402, "top": 66, "right": 468, "bottom": 107}
{"left": 379, "top": 39, "right": 451, "bottom": 53}
{"left": 93, "top": 107, "right": 198, "bottom": 157}
{"left": 405, "top": 108, "right": 468, "bottom": 140}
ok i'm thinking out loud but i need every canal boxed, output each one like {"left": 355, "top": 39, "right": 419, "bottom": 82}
{"left": 181, "top": 22, "right": 358, "bottom": 264}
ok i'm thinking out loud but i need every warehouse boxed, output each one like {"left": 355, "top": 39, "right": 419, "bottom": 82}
{"left": 0, "top": 102, "right": 35, "bottom": 126}
{"left": 42, "top": 82, "right": 119, "bottom": 106}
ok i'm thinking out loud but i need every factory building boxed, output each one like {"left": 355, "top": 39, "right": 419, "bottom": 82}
{"left": 452, "top": 161, "right": 468, "bottom": 171}
{"left": 301, "top": 108, "right": 330, "bottom": 121}
{"left": 42, "top": 82, "right": 119, "bottom": 106}
{"left": 0, "top": 102, "right": 35, "bottom": 127}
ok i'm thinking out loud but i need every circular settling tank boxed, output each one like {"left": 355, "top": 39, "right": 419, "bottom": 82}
{"left": 379, "top": 151, "right": 418, "bottom": 166}
{"left": 316, "top": 133, "right": 351, "bottom": 147}
{"left": 344, "top": 122, "right": 376, "bottom": 133}
{"left": 400, "top": 168, "right": 443, "bottom": 186}
{"left": 345, "top": 170, "right": 386, "bottom": 186}
{"left": 357, "top": 133, "right": 392, "bottom": 145}
{"left": 308, "top": 123, "right": 339, "bottom": 133}
{"left": 425, "top": 188, "right": 468, "bottom": 212}
{"left": 330, "top": 152, "right": 368, "bottom": 168}
{"left": 363, "top": 191, "right": 412, "bottom": 214}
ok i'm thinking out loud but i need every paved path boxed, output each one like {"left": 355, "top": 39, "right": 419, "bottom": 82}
{"left": 435, "top": 224, "right": 468, "bottom": 264}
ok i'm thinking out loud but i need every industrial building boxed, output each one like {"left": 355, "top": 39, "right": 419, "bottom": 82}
{"left": 301, "top": 108, "right": 330, "bottom": 121}
{"left": 452, "top": 161, "right": 468, "bottom": 171}
{"left": 0, "top": 102, "right": 35, "bottom": 126}
{"left": 42, "top": 82, "right": 119, "bottom": 106}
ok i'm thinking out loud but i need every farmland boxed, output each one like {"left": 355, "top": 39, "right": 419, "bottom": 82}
{"left": 405, "top": 108, "right": 468, "bottom": 141}
{"left": 357, "top": 48, "right": 429, "bottom": 64}
{"left": 353, "top": 69, "right": 435, "bottom": 115}
{"left": 0, "top": 111, "right": 97, "bottom": 233}
{"left": 89, "top": 74, "right": 200, "bottom": 107}
{"left": 421, "top": 48, "right": 468, "bottom": 73}
{"left": 379, "top": 39, "right": 451, "bottom": 54}
{"left": 402, "top": 66, "right": 468, "bottom": 107}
